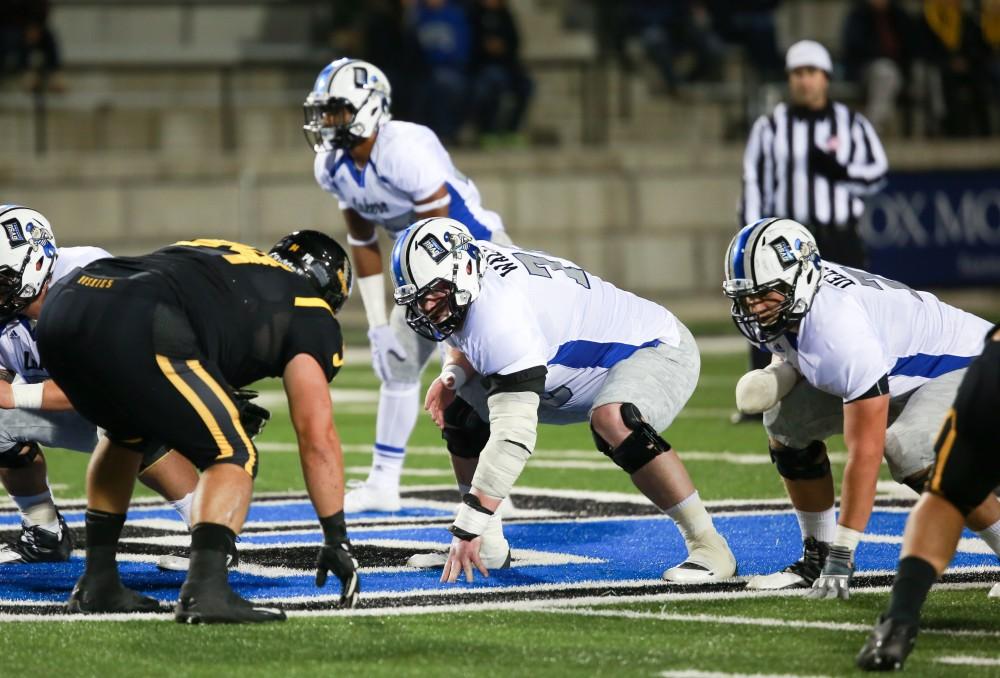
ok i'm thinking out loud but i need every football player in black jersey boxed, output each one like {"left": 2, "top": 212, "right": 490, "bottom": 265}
{"left": 858, "top": 324, "right": 1000, "bottom": 671}
{"left": 36, "top": 231, "right": 358, "bottom": 623}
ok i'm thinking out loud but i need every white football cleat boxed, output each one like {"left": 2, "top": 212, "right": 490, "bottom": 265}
{"left": 343, "top": 480, "right": 401, "bottom": 513}
{"left": 989, "top": 583, "right": 1000, "bottom": 598}
{"left": 662, "top": 531, "right": 737, "bottom": 583}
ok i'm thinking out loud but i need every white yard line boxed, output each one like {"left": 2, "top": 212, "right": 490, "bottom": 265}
{"left": 936, "top": 656, "right": 1000, "bottom": 667}
{"left": 660, "top": 671, "right": 831, "bottom": 678}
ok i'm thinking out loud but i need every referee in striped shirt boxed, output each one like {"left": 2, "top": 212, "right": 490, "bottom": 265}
{"left": 736, "top": 39, "right": 890, "bottom": 402}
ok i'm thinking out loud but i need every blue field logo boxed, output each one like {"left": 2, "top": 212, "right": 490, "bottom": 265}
{"left": 0, "top": 490, "right": 997, "bottom": 616}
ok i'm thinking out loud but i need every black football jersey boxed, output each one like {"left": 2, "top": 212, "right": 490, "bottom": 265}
{"left": 80, "top": 239, "right": 344, "bottom": 387}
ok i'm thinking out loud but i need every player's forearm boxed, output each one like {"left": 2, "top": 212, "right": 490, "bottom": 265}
{"left": 299, "top": 433, "right": 346, "bottom": 517}
{"left": 837, "top": 446, "right": 882, "bottom": 532}
{"left": 470, "top": 391, "right": 540, "bottom": 512}
{"left": 0, "top": 379, "right": 74, "bottom": 411}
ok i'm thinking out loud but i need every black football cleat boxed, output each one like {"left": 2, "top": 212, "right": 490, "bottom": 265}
{"left": 856, "top": 615, "right": 919, "bottom": 671}
{"left": 66, "top": 573, "right": 162, "bottom": 614}
{"left": 0, "top": 513, "right": 74, "bottom": 564}
{"left": 175, "top": 583, "right": 285, "bottom": 624}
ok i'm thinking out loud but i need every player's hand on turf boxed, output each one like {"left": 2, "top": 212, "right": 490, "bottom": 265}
{"left": 316, "top": 541, "right": 361, "bottom": 608}
{"left": 424, "top": 378, "right": 456, "bottom": 429}
{"left": 441, "top": 535, "right": 489, "bottom": 584}
{"left": 806, "top": 544, "right": 854, "bottom": 600}
{"left": 368, "top": 324, "right": 407, "bottom": 383}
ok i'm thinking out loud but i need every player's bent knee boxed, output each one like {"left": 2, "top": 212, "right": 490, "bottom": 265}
{"left": 442, "top": 397, "right": 490, "bottom": 459}
{"left": 769, "top": 440, "right": 830, "bottom": 480}
{"left": 592, "top": 403, "right": 671, "bottom": 474}
{"left": 0, "top": 441, "right": 41, "bottom": 469}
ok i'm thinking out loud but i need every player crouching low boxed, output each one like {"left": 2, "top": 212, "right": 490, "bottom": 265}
{"left": 391, "top": 218, "right": 736, "bottom": 584}
{"left": 722, "top": 217, "right": 1000, "bottom": 599}
{"left": 36, "top": 233, "right": 360, "bottom": 623}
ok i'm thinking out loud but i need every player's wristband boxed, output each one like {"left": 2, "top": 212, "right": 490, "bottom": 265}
{"left": 319, "top": 510, "right": 349, "bottom": 545}
{"left": 450, "top": 494, "right": 494, "bottom": 540}
{"left": 439, "top": 364, "right": 467, "bottom": 391}
{"left": 346, "top": 232, "right": 379, "bottom": 247}
{"left": 11, "top": 383, "right": 44, "bottom": 410}
{"left": 833, "top": 524, "right": 862, "bottom": 552}
{"left": 356, "top": 274, "right": 388, "bottom": 328}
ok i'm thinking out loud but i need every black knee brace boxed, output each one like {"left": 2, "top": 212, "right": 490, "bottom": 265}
{"left": 0, "top": 441, "right": 41, "bottom": 469}
{"left": 442, "top": 397, "right": 491, "bottom": 459}
{"left": 769, "top": 440, "right": 830, "bottom": 480}
{"left": 591, "top": 403, "right": 671, "bottom": 474}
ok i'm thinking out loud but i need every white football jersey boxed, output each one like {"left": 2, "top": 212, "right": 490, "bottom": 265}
{"left": 0, "top": 246, "right": 110, "bottom": 382}
{"left": 448, "top": 242, "right": 680, "bottom": 418}
{"left": 314, "top": 120, "right": 504, "bottom": 240}
{"left": 766, "top": 262, "right": 992, "bottom": 401}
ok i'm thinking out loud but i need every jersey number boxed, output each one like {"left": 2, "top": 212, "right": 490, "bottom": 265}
{"left": 175, "top": 239, "right": 291, "bottom": 271}
{"left": 512, "top": 252, "right": 590, "bottom": 289}
{"left": 840, "top": 267, "right": 921, "bottom": 301}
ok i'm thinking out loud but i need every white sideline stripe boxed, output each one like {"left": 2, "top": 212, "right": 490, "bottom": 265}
{"left": 661, "top": 671, "right": 830, "bottom": 678}
{"left": 1, "top": 581, "right": 996, "bottom": 622}
{"left": 936, "top": 656, "right": 1000, "bottom": 667}
{"left": 534, "top": 607, "right": 1000, "bottom": 640}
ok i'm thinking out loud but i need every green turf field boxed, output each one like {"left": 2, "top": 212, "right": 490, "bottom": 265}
{"left": 2, "top": 348, "right": 998, "bottom": 678}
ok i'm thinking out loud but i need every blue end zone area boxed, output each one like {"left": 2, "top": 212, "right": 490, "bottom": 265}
{"left": 0, "top": 498, "right": 996, "bottom": 610}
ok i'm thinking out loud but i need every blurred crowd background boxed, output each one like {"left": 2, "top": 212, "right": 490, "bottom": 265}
{"left": 2, "top": 0, "right": 998, "bottom": 325}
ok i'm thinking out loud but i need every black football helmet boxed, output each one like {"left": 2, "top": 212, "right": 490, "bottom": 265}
{"left": 269, "top": 230, "right": 352, "bottom": 315}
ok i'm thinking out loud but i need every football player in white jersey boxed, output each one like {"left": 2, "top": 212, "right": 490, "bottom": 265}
{"left": 723, "top": 217, "right": 1000, "bottom": 599}
{"left": 389, "top": 218, "right": 737, "bottom": 584}
{"left": 0, "top": 206, "right": 200, "bottom": 564}
{"left": 305, "top": 58, "right": 511, "bottom": 513}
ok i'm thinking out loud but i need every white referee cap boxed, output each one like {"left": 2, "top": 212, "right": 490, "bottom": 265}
{"left": 785, "top": 40, "right": 832, "bottom": 74}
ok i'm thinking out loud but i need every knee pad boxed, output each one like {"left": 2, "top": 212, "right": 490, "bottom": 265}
{"left": 769, "top": 440, "right": 830, "bottom": 480}
{"left": 0, "top": 441, "right": 41, "bottom": 469}
{"left": 442, "top": 397, "right": 490, "bottom": 459}
{"left": 592, "top": 403, "right": 671, "bottom": 475}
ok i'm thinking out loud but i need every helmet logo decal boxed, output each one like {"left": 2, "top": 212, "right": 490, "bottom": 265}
{"left": 769, "top": 236, "right": 798, "bottom": 270}
{"left": 417, "top": 234, "right": 449, "bottom": 263}
{"left": 1, "top": 219, "right": 27, "bottom": 249}
{"left": 353, "top": 67, "right": 369, "bottom": 88}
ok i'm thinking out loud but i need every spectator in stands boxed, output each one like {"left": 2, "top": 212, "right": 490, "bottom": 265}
{"left": 709, "top": 0, "right": 783, "bottom": 81}
{"left": 362, "top": 0, "right": 425, "bottom": 122}
{"left": 470, "top": 0, "right": 533, "bottom": 145}
{"left": 620, "top": 0, "right": 725, "bottom": 95}
{"left": 4, "top": 0, "right": 63, "bottom": 92}
{"left": 919, "top": 0, "right": 991, "bottom": 136}
{"left": 842, "top": 0, "right": 915, "bottom": 135}
{"left": 413, "top": 0, "right": 472, "bottom": 143}
{"left": 982, "top": 0, "right": 1000, "bottom": 126}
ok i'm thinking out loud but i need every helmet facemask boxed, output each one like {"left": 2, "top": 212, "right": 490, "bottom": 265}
{"left": 724, "top": 265, "right": 809, "bottom": 344}
{"left": 394, "top": 232, "right": 479, "bottom": 342}
{"left": 303, "top": 98, "right": 367, "bottom": 151}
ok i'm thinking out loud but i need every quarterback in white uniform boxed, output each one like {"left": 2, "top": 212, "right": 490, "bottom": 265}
{"left": 390, "top": 218, "right": 736, "bottom": 584}
{"left": 305, "top": 58, "right": 509, "bottom": 513}
{"left": 723, "top": 217, "right": 1000, "bottom": 598}
{"left": 0, "top": 206, "right": 199, "bottom": 565}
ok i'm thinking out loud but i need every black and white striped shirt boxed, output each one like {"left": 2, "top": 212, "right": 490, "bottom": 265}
{"left": 740, "top": 101, "right": 888, "bottom": 230}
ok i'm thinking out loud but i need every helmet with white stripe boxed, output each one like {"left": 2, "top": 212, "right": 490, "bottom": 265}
{"left": 0, "top": 205, "right": 57, "bottom": 323}
{"left": 723, "top": 217, "right": 822, "bottom": 343}
{"left": 303, "top": 58, "right": 392, "bottom": 152}
{"left": 391, "top": 218, "right": 483, "bottom": 341}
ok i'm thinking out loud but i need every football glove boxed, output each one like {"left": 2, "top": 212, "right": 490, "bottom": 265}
{"left": 316, "top": 511, "right": 360, "bottom": 608}
{"left": 233, "top": 389, "right": 270, "bottom": 439}
{"left": 806, "top": 544, "right": 854, "bottom": 600}
{"left": 367, "top": 324, "right": 408, "bottom": 383}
